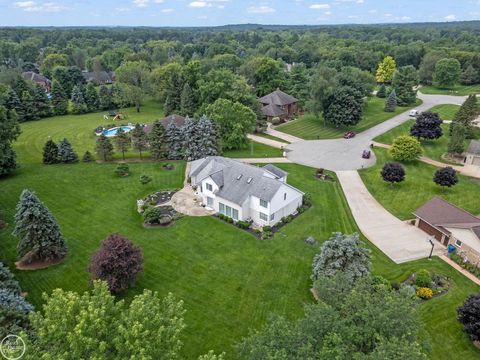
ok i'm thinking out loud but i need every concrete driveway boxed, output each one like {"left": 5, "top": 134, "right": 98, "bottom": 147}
{"left": 336, "top": 171, "right": 445, "bottom": 263}
{"left": 283, "top": 92, "right": 466, "bottom": 171}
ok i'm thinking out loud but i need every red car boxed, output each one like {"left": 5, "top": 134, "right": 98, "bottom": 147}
{"left": 343, "top": 131, "right": 356, "bottom": 139}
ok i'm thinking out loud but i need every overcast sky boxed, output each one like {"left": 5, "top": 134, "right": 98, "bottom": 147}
{"left": 0, "top": 0, "right": 477, "bottom": 27}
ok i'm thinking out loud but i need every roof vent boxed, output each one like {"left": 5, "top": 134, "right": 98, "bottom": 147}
{"left": 237, "top": 174, "right": 243, "bottom": 180}
{"left": 247, "top": 177, "right": 253, "bottom": 184}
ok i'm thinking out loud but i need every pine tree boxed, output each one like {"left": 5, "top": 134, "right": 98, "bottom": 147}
{"left": 183, "top": 117, "right": 201, "bottom": 160}
{"left": 384, "top": 89, "right": 397, "bottom": 112}
{"left": 164, "top": 95, "right": 175, "bottom": 116}
{"left": 164, "top": 122, "right": 183, "bottom": 160}
{"left": 33, "top": 84, "right": 52, "bottom": 118}
{"left": 0, "top": 106, "right": 20, "bottom": 176}
{"left": 42, "top": 139, "right": 59, "bottom": 164}
{"left": 196, "top": 116, "right": 219, "bottom": 158}
{"left": 57, "top": 138, "right": 78, "bottom": 163}
{"left": 85, "top": 83, "right": 100, "bottom": 112}
{"left": 98, "top": 85, "right": 112, "bottom": 110}
{"left": 148, "top": 120, "right": 166, "bottom": 160}
{"left": 51, "top": 80, "right": 68, "bottom": 116}
{"left": 21, "top": 90, "right": 35, "bottom": 121}
{"left": 95, "top": 134, "right": 114, "bottom": 161}
{"left": 448, "top": 123, "right": 466, "bottom": 154}
{"left": 6, "top": 88, "right": 26, "bottom": 122}
{"left": 71, "top": 85, "right": 88, "bottom": 114}
{"left": 376, "top": 84, "right": 386, "bottom": 98}
{"left": 392, "top": 65, "right": 418, "bottom": 106}
{"left": 114, "top": 128, "right": 131, "bottom": 160}
{"left": 82, "top": 151, "right": 94, "bottom": 162}
{"left": 13, "top": 190, "right": 68, "bottom": 262}
{"left": 180, "top": 83, "right": 196, "bottom": 116}
{"left": 453, "top": 94, "right": 478, "bottom": 138}
{"left": 131, "top": 124, "right": 148, "bottom": 160}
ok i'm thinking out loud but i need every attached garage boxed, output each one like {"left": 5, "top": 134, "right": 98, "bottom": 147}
{"left": 416, "top": 218, "right": 449, "bottom": 245}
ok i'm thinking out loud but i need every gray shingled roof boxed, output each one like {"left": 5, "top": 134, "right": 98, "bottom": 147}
{"left": 22, "top": 71, "right": 50, "bottom": 84}
{"left": 259, "top": 89, "right": 298, "bottom": 106}
{"left": 190, "top": 157, "right": 299, "bottom": 205}
{"left": 467, "top": 140, "right": 480, "bottom": 155}
{"left": 261, "top": 103, "right": 285, "bottom": 117}
{"left": 263, "top": 164, "right": 287, "bottom": 179}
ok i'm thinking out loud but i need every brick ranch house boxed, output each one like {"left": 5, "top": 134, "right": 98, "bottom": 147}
{"left": 21, "top": 71, "right": 52, "bottom": 92}
{"left": 259, "top": 89, "right": 298, "bottom": 122}
{"left": 414, "top": 197, "right": 480, "bottom": 264}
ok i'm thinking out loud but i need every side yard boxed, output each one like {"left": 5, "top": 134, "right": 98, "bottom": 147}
{"left": 420, "top": 84, "right": 480, "bottom": 96}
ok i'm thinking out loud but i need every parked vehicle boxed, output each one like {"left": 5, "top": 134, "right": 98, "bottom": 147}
{"left": 343, "top": 131, "right": 356, "bottom": 139}
{"left": 362, "top": 150, "right": 371, "bottom": 159}
{"left": 409, "top": 109, "right": 420, "bottom": 117}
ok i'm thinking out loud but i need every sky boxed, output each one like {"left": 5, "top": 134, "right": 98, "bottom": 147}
{"left": 0, "top": 0, "right": 478, "bottom": 27}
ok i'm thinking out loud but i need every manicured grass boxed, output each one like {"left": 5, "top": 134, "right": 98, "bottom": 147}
{"left": 420, "top": 84, "right": 480, "bottom": 96}
{"left": 276, "top": 97, "right": 421, "bottom": 140}
{"left": 223, "top": 139, "right": 283, "bottom": 158}
{"left": 359, "top": 148, "right": 480, "bottom": 220}
{"left": 253, "top": 132, "right": 289, "bottom": 144}
{"left": 429, "top": 104, "right": 461, "bottom": 120}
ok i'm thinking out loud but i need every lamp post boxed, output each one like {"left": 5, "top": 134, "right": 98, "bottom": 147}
{"left": 427, "top": 235, "right": 435, "bottom": 260}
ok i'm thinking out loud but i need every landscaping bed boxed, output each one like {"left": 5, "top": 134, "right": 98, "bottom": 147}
{"left": 144, "top": 191, "right": 176, "bottom": 206}
{"left": 401, "top": 269, "right": 451, "bottom": 301}
{"left": 142, "top": 205, "right": 179, "bottom": 228}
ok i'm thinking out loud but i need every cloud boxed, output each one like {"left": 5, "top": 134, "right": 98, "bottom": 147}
{"left": 162, "top": 8, "right": 174, "bottom": 12}
{"left": 133, "top": 0, "right": 149, "bottom": 7}
{"left": 310, "top": 3, "right": 330, "bottom": 9}
{"left": 14, "top": 1, "right": 67, "bottom": 12}
{"left": 445, "top": 14, "right": 456, "bottom": 21}
{"left": 247, "top": 5, "right": 275, "bottom": 13}
{"left": 189, "top": 1, "right": 209, "bottom": 7}
{"left": 154, "top": 0, "right": 164, "bottom": 3}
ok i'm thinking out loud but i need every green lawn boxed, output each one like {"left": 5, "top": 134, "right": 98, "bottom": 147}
{"left": 253, "top": 132, "right": 289, "bottom": 144}
{"left": 420, "top": 84, "right": 480, "bottom": 96}
{"left": 223, "top": 139, "right": 283, "bottom": 158}
{"left": 1, "top": 109, "right": 480, "bottom": 358}
{"left": 277, "top": 97, "right": 421, "bottom": 140}
{"left": 428, "top": 104, "right": 461, "bottom": 120}
{"left": 359, "top": 148, "right": 480, "bottom": 220}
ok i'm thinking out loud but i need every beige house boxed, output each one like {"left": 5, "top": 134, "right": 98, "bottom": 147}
{"left": 414, "top": 197, "right": 480, "bottom": 264}
{"left": 464, "top": 140, "right": 480, "bottom": 166}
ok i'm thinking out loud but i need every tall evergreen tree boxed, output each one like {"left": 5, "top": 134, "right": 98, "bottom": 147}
{"left": 57, "top": 138, "right": 78, "bottom": 163}
{"left": 85, "top": 83, "right": 100, "bottom": 112}
{"left": 95, "top": 134, "right": 114, "bottom": 161}
{"left": 50, "top": 80, "right": 68, "bottom": 116}
{"left": 33, "top": 84, "right": 52, "bottom": 118}
{"left": 183, "top": 117, "right": 201, "bottom": 160}
{"left": 21, "top": 90, "right": 35, "bottom": 121}
{"left": 196, "top": 116, "right": 219, "bottom": 158}
{"left": 323, "top": 86, "right": 363, "bottom": 127}
{"left": 114, "top": 128, "right": 131, "bottom": 161}
{"left": 376, "top": 84, "right": 386, "bottom": 98}
{"left": 98, "top": 85, "right": 112, "bottom": 110}
{"left": 448, "top": 123, "right": 466, "bottom": 154}
{"left": 0, "top": 105, "right": 21, "bottom": 176}
{"left": 164, "top": 95, "right": 175, "bottom": 116}
{"left": 164, "top": 122, "right": 183, "bottom": 160}
{"left": 384, "top": 89, "right": 397, "bottom": 112}
{"left": 13, "top": 190, "right": 68, "bottom": 262}
{"left": 452, "top": 94, "right": 478, "bottom": 138}
{"left": 180, "top": 83, "right": 196, "bottom": 116}
{"left": 148, "top": 120, "right": 166, "bottom": 160}
{"left": 392, "top": 65, "right": 418, "bottom": 106}
{"left": 42, "top": 138, "right": 59, "bottom": 164}
{"left": 6, "top": 88, "right": 26, "bottom": 122}
{"left": 71, "top": 84, "right": 88, "bottom": 114}
{"left": 131, "top": 124, "right": 148, "bottom": 160}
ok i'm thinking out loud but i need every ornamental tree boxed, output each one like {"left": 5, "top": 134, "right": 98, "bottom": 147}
{"left": 88, "top": 233, "right": 142, "bottom": 293}
{"left": 458, "top": 293, "right": 480, "bottom": 342}
{"left": 381, "top": 162, "right": 406, "bottom": 186}
{"left": 42, "top": 139, "right": 59, "bottom": 164}
{"left": 57, "top": 138, "right": 79, "bottom": 163}
{"left": 390, "top": 135, "right": 422, "bottom": 161}
{"left": 375, "top": 56, "right": 397, "bottom": 83}
{"left": 311, "top": 232, "right": 371, "bottom": 284}
{"left": 433, "top": 58, "right": 461, "bottom": 89}
{"left": 13, "top": 190, "right": 68, "bottom": 262}
{"left": 433, "top": 167, "right": 458, "bottom": 188}
{"left": 323, "top": 86, "right": 364, "bottom": 127}
{"left": 410, "top": 112, "right": 443, "bottom": 140}
{"left": 95, "top": 134, "right": 114, "bottom": 161}
{"left": 384, "top": 89, "right": 397, "bottom": 112}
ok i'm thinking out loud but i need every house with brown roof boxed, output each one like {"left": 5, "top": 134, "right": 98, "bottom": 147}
{"left": 464, "top": 140, "right": 480, "bottom": 167}
{"left": 82, "top": 70, "right": 115, "bottom": 85}
{"left": 22, "top": 71, "right": 51, "bottom": 92}
{"left": 414, "top": 197, "right": 480, "bottom": 263}
{"left": 144, "top": 114, "right": 186, "bottom": 134}
{"left": 259, "top": 89, "right": 298, "bottom": 122}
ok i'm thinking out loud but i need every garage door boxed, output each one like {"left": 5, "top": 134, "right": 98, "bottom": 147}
{"left": 417, "top": 219, "right": 447, "bottom": 244}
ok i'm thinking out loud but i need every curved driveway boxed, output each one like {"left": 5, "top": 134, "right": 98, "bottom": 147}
{"left": 284, "top": 93, "right": 465, "bottom": 171}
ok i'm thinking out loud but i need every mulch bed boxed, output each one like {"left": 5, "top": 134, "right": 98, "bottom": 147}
{"left": 145, "top": 192, "right": 176, "bottom": 206}
{"left": 16, "top": 254, "right": 67, "bottom": 271}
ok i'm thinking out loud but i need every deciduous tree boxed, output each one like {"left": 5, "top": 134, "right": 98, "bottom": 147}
{"left": 323, "top": 86, "right": 363, "bottom": 127}
{"left": 433, "top": 167, "right": 458, "bottom": 188}
{"left": 458, "top": 293, "right": 480, "bottom": 342}
{"left": 375, "top": 56, "right": 396, "bottom": 83}
{"left": 390, "top": 135, "right": 422, "bottom": 161}
{"left": 381, "top": 162, "right": 406, "bottom": 185}
{"left": 433, "top": 58, "right": 461, "bottom": 89}
{"left": 410, "top": 112, "right": 443, "bottom": 140}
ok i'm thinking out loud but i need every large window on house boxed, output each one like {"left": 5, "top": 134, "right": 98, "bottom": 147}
{"left": 455, "top": 239, "right": 463, "bottom": 247}
{"left": 260, "top": 199, "right": 268, "bottom": 208}
{"left": 260, "top": 212, "right": 268, "bottom": 221}
{"left": 232, "top": 209, "right": 239, "bottom": 220}
{"left": 219, "top": 202, "right": 238, "bottom": 220}
{"left": 219, "top": 203, "right": 225, "bottom": 214}
{"left": 206, "top": 183, "right": 213, "bottom": 191}
{"left": 207, "top": 197, "right": 213, "bottom": 206}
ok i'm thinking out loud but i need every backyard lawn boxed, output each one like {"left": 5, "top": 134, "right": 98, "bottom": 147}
{"left": 0, "top": 109, "right": 480, "bottom": 358}
{"left": 428, "top": 104, "right": 461, "bottom": 120}
{"left": 420, "top": 84, "right": 480, "bottom": 96}
{"left": 276, "top": 97, "right": 421, "bottom": 140}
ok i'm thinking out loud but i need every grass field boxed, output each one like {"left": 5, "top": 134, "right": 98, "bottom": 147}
{"left": 276, "top": 97, "right": 421, "bottom": 140}
{"left": 1, "top": 106, "right": 480, "bottom": 358}
{"left": 420, "top": 84, "right": 480, "bottom": 96}
{"left": 359, "top": 148, "right": 480, "bottom": 220}
{"left": 13, "top": 99, "right": 281, "bottom": 162}
{"left": 428, "top": 104, "right": 462, "bottom": 120}
{"left": 253, "top": 132, "right": 288, "bottom": 144}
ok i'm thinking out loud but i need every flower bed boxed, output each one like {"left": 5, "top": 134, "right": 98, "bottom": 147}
{"left": 400, "top": 269, "right": 450, "bottom": 301}
{"left": 142, "top": 205, "right": 179, "bottom": 227}
{"left": 449, "top": 253, "right": 480, "bottom": 279}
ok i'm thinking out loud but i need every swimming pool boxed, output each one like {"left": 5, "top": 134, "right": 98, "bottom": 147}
{"left": 101, "top": 126, "right": 135, "bottom": 137}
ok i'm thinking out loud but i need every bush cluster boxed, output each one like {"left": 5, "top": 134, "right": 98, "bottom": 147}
{"left": 415, "top": 269, "right": 432, "bottom": 288}
{"left": 416, "top": 287, "right": 433, "bottom": 300}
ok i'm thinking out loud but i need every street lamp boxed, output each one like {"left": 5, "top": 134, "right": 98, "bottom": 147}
{"left": 427, "top": 235, "right": 436, "bottom": 260}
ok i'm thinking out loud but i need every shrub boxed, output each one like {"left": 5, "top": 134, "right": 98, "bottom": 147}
{"left": 390, "top": 135, "right": 422, "bottom": 161}
{"left": 303, "top": 193, "right": 312, "bottom": 207}
{"left": 270, "top": 117, "right": 281, "bottom": 125}
{"left": 227, "top": 217, "right": 234, "bottom": 223}
{"left": 458, "top": 293, "right": 480, "bottom": 341}
{"left": 143, "top": 207, "right": 161, "bottom": 225}
{"left": 236, "top": 221, "right": 250, "bottom": 229}
{"left": 115, "top": 163, "right": 130, "bottom": 177}
{"left": 263, "top": 226, "right": 272, "bottom": 232}
{"left": 261, "top": 231, "right": 273, "bottom": 240}
{"left": 82, "top": 151, "right": 94, "bottom": 162}
{"left": 416, "top": 287, "right": 433, "bottom": 300}
{"left": 140, "top": 174, "right": 152, "bottom": 185}
{"left": 415, "top": 269, "right": 432, "bottom": 288}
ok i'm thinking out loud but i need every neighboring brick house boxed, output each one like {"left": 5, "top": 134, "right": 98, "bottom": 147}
{"left": 464, "top": 140, "right": 480, "bottom": 167}
{"left": 414, "top": 197, "right": 480, "bottom": 264}
{"left": 21, "top": 71, "right": 52, "bottom": 92}
{"left": 259, "top": 89, "right": 298, "bottom": 122}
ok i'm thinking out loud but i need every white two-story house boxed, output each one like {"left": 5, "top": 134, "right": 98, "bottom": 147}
{"left": 189, "top": 157, "right": 304, "bottom": 227}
